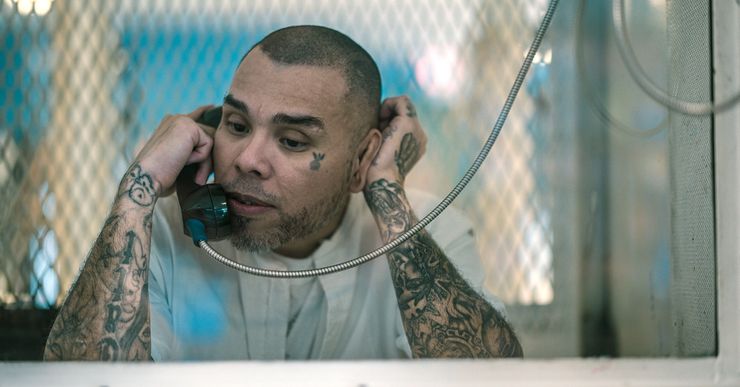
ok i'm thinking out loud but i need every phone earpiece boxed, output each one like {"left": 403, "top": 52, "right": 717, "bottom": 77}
{"left": 198, "top": 106, "right": 222, "bottom": 128}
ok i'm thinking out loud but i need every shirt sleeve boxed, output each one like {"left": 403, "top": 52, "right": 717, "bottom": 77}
{"left": 148, "top": 197, "right": 178, "bottom": 361}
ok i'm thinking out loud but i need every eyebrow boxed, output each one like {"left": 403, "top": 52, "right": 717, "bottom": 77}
{"left": 223, "top": 93, "right": 325, "bottom": 133}
{"left": 223, "top": 94, "right": 248, "bottom": 113}
{"left": 272, "top": 113, "right": 325, "bottom": 132}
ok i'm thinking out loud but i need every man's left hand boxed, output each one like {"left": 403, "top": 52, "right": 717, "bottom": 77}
{"left": 365, "top": 96, "right": 427, "bottom": 187}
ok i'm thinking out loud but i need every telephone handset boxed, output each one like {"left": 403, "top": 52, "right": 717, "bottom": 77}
{"left": 176, "top": 106, "right": 231, "bottom": 245}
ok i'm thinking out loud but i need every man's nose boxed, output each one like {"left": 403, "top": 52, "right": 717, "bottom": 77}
{"left": 234, "top": 132, "right": 273, "bottom": 179}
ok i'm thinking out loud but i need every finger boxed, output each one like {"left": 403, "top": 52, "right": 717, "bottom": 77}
{"left": 379, "top": 96, "right": 412, "bottom": 132}
{"left": 379, "top": 95, "right": 415, "bottom": 121}
{"left": 198, "top": 123, "right": 216, "bottom": 138}
{"left": 186, "top": 129, "right": 214, "bottom": 165}
{"left": 194, "top": 158, "right": 213, "bottom": 186}
{"left": 379, "top": 96, "right": 403, "bottom": 121}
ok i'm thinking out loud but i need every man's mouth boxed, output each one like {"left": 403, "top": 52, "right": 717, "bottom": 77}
{"left": 226, "top": 192, "right": 276, "bottom": 216}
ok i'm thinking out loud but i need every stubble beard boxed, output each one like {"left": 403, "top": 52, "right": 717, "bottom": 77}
{"left": 224, "top": 171, "right": 352, "bottom": 254}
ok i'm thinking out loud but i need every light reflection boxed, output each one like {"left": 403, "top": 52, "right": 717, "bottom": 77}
{"left": 523, "top": 48, "right": 552, "bottom": 65}
{"left": 33, "top": 0, "right": 51, "bottom": 15}
{"left": 16, "top": 0, "right": 32, "bottom": 15}
{"left": 414, "top": 45, "right": 465, "bottom": 99}
{"left": 8, "top": 0, "right": 54, "bottom": 16}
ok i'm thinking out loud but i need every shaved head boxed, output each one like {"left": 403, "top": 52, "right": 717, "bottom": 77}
{"left": 242, "top": 25, "right": 381, "bottom": 142}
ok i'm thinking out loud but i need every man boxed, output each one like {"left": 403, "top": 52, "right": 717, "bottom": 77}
{"left": 44, "top": 25, "right": 522, "bottom": 361}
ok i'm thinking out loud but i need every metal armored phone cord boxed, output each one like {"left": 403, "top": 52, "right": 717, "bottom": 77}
{"left": 196, "top": 0, "right": 560, "bottom": 278}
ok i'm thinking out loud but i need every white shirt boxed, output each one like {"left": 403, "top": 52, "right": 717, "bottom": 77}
{"left": 149, "top": 190, "right": 503, "bottom": 361}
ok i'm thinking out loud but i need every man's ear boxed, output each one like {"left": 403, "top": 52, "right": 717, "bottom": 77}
{"left": 349, "top": 128, "right": 382, "bottom": 193}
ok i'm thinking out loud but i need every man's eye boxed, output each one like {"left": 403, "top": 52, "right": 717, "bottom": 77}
{"left": 227, "top": 121, "right": 249, "bottom": 134}
{"left": 280, "top": 138, "right": 308, "bottom": 151}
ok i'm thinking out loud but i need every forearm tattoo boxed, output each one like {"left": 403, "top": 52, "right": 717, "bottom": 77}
{"left": 126, "top": 165, "right": 156, "bottom": 206}
{"left": 364, "top": 179, "right": 522, "bottom": 358}
{"left": 44, "top": 163, "right": 155, "bottom": 361}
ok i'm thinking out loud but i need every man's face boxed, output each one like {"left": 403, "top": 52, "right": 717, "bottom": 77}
{"left": 213, "top": 48, "right": 358, "bottom": 258}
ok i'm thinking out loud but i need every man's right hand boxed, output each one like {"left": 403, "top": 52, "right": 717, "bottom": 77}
{"left": 44, "top": 107, "right": 221, "bottom": 361}
{"left": 135, "top": 105, "right": 218, "bottom": 197}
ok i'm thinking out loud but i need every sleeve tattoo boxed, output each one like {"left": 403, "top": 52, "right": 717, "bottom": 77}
{"left": 44, "top": 164, "right": 155, "bottom": 361}
{"left": 364, "top": 179, "right": 523, "bottom": 358}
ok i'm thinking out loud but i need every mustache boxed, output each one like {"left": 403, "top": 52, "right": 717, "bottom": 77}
{"left": 219, "top": 178, "right": 279, "bottom": 205}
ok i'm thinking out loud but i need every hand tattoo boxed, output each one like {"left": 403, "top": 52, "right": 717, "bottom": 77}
{"left": 407, "top": 103, "right": 417, "bottom": 118}
{"left": 394, "top": 133, "right": 420, "bottom": 178}
{"left": 383, "top": 124, "right": 399, "bottom": 141}
{"left": 364, "top": 179, "right": 523, "bottom": 358}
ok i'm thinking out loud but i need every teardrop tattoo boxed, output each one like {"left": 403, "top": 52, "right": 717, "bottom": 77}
{"left": 310, "top": 152, "right": 325, "bottom": 171}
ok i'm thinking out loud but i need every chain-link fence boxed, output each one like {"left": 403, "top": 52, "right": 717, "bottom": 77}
{"left": 1, "top": 0, "right": 556, "bottom": 309}
{"left": 3, "top": 0, "right": 562, "bottom": 358}
{"left": 3, "top": 0, "right": 714, "bottom": 359}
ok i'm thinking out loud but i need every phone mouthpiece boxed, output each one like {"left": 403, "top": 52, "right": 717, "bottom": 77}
{"left": 186, "top": 219, "right": 208, "bottom": 246}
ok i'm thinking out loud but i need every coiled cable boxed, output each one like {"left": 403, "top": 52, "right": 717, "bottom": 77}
{"left": 199, "top": 0, "right": 561, "bottom": 278}
{"left": 612, "top": 0, "right": 740, "bottom": 115}
{"left": 576, "top": 0, "right": 667, "bottom": 137}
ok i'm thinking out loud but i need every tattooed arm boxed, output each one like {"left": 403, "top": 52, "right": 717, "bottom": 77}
{"left": 364, "top": 180, "right": 522, "bottom": 358}
{"left": 44, "top": 165, "right": 157, "bottom": 360}
{"left": 44, "top": 106, "right": 216, "bottom": 361}
{"left": 364, "top": 96, "right": 522, "bottom": 358}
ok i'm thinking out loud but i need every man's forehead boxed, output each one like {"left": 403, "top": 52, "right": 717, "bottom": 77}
{"left": 227, "top": 48, "right": 351, "bottom": 122}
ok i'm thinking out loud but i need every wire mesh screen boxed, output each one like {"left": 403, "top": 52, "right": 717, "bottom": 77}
{"left": 0, "top": 0, "right": 556, "bottom": 320}
{"left": 0, "top": 0, "right": 724, "bottom": 360}
{"left": 666, "top": 0, "right": 715, "bottom": 356}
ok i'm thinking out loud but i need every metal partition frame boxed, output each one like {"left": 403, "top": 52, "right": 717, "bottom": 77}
{"left": 1, "top": 1, "right": 738, "bottom": 385}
